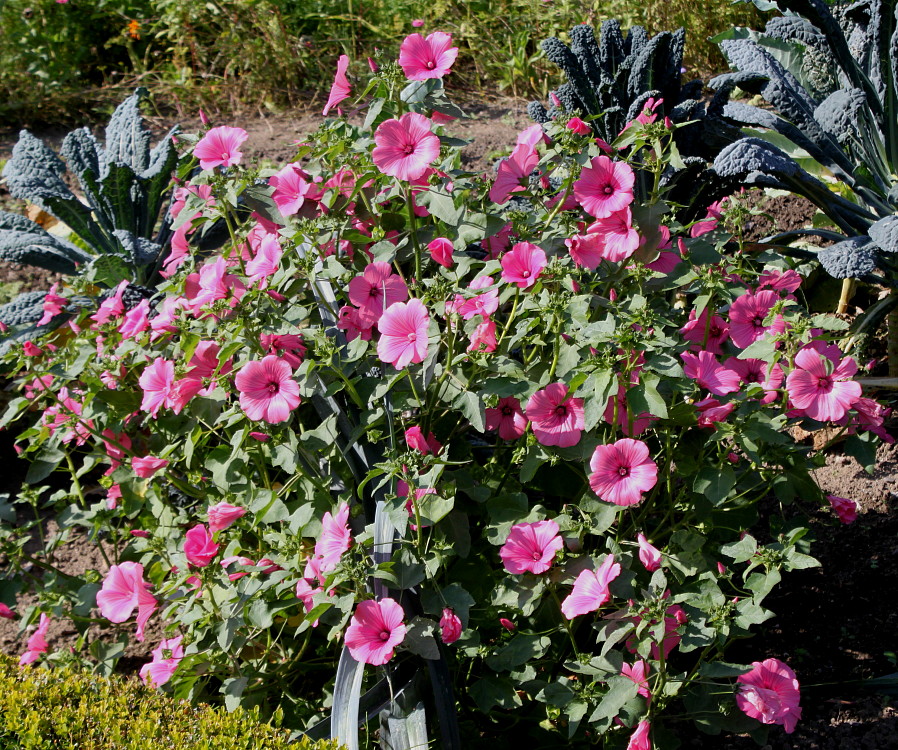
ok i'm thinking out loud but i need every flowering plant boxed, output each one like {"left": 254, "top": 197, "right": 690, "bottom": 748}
{"left": 0, "top": 34, "right": 886, "bottom": 749}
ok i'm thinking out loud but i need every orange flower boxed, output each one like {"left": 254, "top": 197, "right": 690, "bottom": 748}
{"left": 127, "top": 19, "right": 140, "bottom": 40}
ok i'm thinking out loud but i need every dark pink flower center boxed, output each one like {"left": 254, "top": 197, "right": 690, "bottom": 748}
{"left": 501, "top": 406, "right": 513, "bottom": 416}
{"left": 267, "top": 381, "right": 280, "bottom": 394}
{"left": 710, "top": 326, "right": 721, "bottom": 337}
{"left": 521, "top": 270, "right": 530, "bottom": 277}
{"left": 221, "top": 151, "right": 229, "bottom": 159}
{"left": 617, "top": 465, "right": 630, "bottom": 477}
{"left": 369, "top": 286, "right": 380, "bottom": 298}
{"left": 602, "top": 184, "right": 614, "bottom": 195}
{"left": 403, "top": 143, "right": 416, "bottom": 155}
{"left": 407, "top": 332, "right": 417, "bottom": 342}
{"left": 817, "top": 376, "right": 832, "bottom": 390}
{"left": 380, "top": 629, "right": 391, "bottom": 641}
{"left": 531, "top": 551, "right": 542, "bottom": 561}
{"left": 752, "top": 315, "right": 765, "bottom": 328}
{"left": 554, "top": 404, "right": 568, "bottom": 417}
{"left": 426, "top": 60, "right": 435, "bottom": 69}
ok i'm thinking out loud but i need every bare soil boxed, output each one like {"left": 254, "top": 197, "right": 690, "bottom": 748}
{"left": 2, "top": 102, "right": 897, "bottom": 748}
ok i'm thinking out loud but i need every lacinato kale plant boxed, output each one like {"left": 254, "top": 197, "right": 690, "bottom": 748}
{"left": 0, "top": 88, "right": 186, "bottom": 354}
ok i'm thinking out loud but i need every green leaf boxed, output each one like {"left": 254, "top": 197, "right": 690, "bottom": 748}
{"left": 470, "top": 676, "right": 522, "bottom": 713}
{"left": 720, "top": 535, "right": 757, "bottom": 563}
{"left": 404, "top": 616, "right": 440, "bottom": 660}
{"left": 453, "top": 390, "right": 485, "bottom": 432}
{"left": 693, "top": 467, "right": 736, "bottom": 506}
{"left": 628, "top": 373, "right": 667, "bottom": 419}
{"left": 221, "top": 676, "right": 249, "bottom": 712}
{"left": 587, "top": 675, "right": 640, "bottom": 726}
{"left": 485, "top": 634, "right": 551, "bottom": 672}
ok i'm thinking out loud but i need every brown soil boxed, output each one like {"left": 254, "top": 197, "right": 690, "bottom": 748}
{"left": 2, "top": 103, "right": 898, "bottom": 748}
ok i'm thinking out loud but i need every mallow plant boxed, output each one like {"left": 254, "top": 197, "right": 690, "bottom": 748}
{"left": 0, "top": 31, "right": 887, "bottom": 750}
{"left": 710, "top": 0, "right": 898, "bottom": 346}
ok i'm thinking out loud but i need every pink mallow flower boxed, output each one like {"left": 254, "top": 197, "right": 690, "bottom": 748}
{"left": 587, "top": 207, "right": 640, "bottom": 262}
{"left": 207, "top": 502, "right": 246, "bottom": 534}
{"left": 468, "top": 318, "right": 497, "bottom": 353}
{"left": 139, "top": 358, "right": 177, "bottom": 418}
{"left": 19, "top": 613, "right": 51, "bottom": 666}
{"left": 260, "top": 333, "right": 306, "bottom": 370}
{"left": 525, "top": 383, "right": 585, "bottom": 448}
{"left": 193, "top": 126, "right": 248, "bottom": 170}
{"left": 428, "top": 237, "right": 454, "bottom": 268}
{"left": 245, "top": 233, "right": 283, "bottom": 287}
{"left": 405, "top": 426, "right": 442, "bottom": 455}
{"left": 566, "top": 117, "right": 591, "bottom": 135}
{"left": 372, "top": 113, "right": 440, "bottom": 181}
{"left": 184, "top": 524, "right": 220, "bottom": 567}
{"left": 235, "top": 355, "right": 301, "bottom": 424}
{"left": 501, "top": 242, "right": 547, "bottom": 289}
{"left": 786, "top": 344, "right": 861, "bottom": 422}
{"left": 440, "top": 608, "right": 462, "bottom": 644}
{"left": 589, "top": 439, "right": 657, "bottom": 506}
{"left": 139, "top": 635, "right": 184, "bottom": 687}
{"left": 0, "top": 603, "right": 15, "bottom": 620}
{"left": 681, "top": 351, "right": 741, "bottom": 396}
{"left": 485, "top": 396, "right": 527, "bottom": 440}
{"left": 827, "top": 495, "right": 858, "bottom": 524}
{"left": 323, "top": 54, "right": 351, "bottom": 116}
{"left": 565, "top": 232, "right": 605, "bottom": 270}
{"left": 680, "top": 308, "right": 729, "bottom": 355}
{"left": 626, "top": 720, "right": 652, "bottom": 750}
{"left": 622, "top": 660, "right": 651, "bottom": 699}
{"left": 398, "top": 31, "right": 459, "bottom": 80}
{"left": 574, "top": 155, "right": 635, "bottom": 218}
{"left": 303, "top": 503, "right": 352, "bottom": 582}
{"left": 561, "top": 554, "right": 621, "bottom": 619}
{"left": 736, "top": 658, "right": 802, "bottom": 734}
{"left": 376, "top": 299, "right": 431, "bottom": 369}
{"left": 489, "top": 142, "right": 538, "bottom": 204}
{"left": 499, "top": 519, "right": 564, "bottom": 575}
{"left": 345, "top": 598, "right": 407, "bottom": 666}
{"left": 637, "top": 532, "right": 662, "bottom": 571}
{"left": 728, "top": 290, "right": 786, "bottom": 349}
{"left": 269, "top": 164, "right": 313, "bottom": 216}
{"left": 96, "top": 562, "right": 157, "bottom": 642}
{"left": 132, "top": 456, "right": 169, "bottom": 478}
{"left": 38, "top": 283, "right": 67, "bottom": 325}
{"left": 348, "top": 262, "right": 408, "bottom": 327}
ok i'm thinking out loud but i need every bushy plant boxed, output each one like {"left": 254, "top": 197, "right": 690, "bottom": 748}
{"left": 0, "top": 89, "right": 186, "bottom": 355}
{"left": 0, "top": 34, "right": 886, "bottom": 749}
{"left": 0, "top": 654, "right": 340, "bottom": 750}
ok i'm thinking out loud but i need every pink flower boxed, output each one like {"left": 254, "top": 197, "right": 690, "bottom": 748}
{"left": 38, "top": 283, "right": 67, "bottom": 325}
{"left": 139, "top": 636, "right": 184, "bottom": 687}
{"left": 565, "top": 232, "right": 605, "bottom": 270}
{"left": 622, "top": 660, "right": 651, "bottom": 699}
{"left": 485, "top": 396, "right": 527, "bottom": 440}
{"left": 758, "top": 268, "right": 802, "bottom": 293}
{"left": 736, "top": 658, "right": 802, "bottom": 734}
{"left": 405, "top": 426, "right": 442, "bottom": 455}
{"left": 348, "top": 262, "right": 408, "bottom": 326}
{"left": 295, "top": 579, "right": 324, "bottom": 627}
{"left": 501, "top": 242, "right": 547, "bottom": 288}
{"left": 566, "top": 117, "right": 591, "bottom": 135}
{"left": 468, "top": 318, "right": 497, "bottom": 353}
{"left": 193, "top": 126, "right": 248, "bottom": 170}
{"left": 398, "top": 31, "right": 459, "bottom": 80}
{"left": 827, "top": 494, "right": 858, "bottom": 524}
{"left": 221, "top": 555, "right": 256, "bottom": 581}
{"left": 603, "top": 384, "right": 654, "bottom": 436}
{"left": 260, "top": 333, "right": 307, "bottom": 370}
{"left": 92, "top": 281, "right": 127, "bottom": 325}
{"left": 22, "top": 341, "right": 43, "bottom": 357}
{"left": 681, "top": 351, "right": 742, "bottom": 396}
{"left": 440, "top": 608, "right": 462, "bottom": 644}
{"left": 627, "top": 603, "right": 687, "bottom": 660}
{"left": 525, "top": 383, "right": 585, "bottom": 448}
{"left": 411, "top": 18, "right": 424, "bottom": 27}
{"left": 96, "top": 562, "right": 157, "bottom": 642}
{"left": 725, "top": 357, "right": 784, "bottom": 403}
{"left": 207, "top": 502, "right": 246, "bottom": 534}
{"left": 489, "top": 143, "right": 538, "bottom": 204}
{"left": 637, "top": 532, "right": 662, "bottom": 572}
{"left": 626, "top": 720, "right": 652, "bottom": 750}
{"left": 245, "top": 233, "right": 283, "bottom": 287}
{"left": 499, "top": 617, "right": 516, "bottom": 632}
{"left": 588, "top": 439, "right": 657, "bottom": 506}
{"left": 587, "top": 208, "right": 640, "bottom": 262}
{"left": 786, "top": 344, "right": 861, "bottom": 422}
{"left": 337, "top": 305, "right": 374, "bottom": 341}
{"left": 132, "top": 456, "right": 169, "bottom": 478}
{"left": 729, "top": 290, "right": 786, "bottom": 349}
{"left": 304, "top": 503, "right": 352, "bottom": 581}
{"left": 428, "top": 237, "right": 454, "bottom": 268}
{"left": 452, "top": 276, "right": 499, "bottom": 320}
{"left": 19, "top": 613, "right": 51, "bottom": 666}
{"left": 345, "top": 598, "right": 407, "bottom": 665}
{"left": 376, "top": 299, "right": 431, "bottom": 369}
{"left": 372, "top": 113, "right": 440, "bottom": 181}
{"left": 574, "top": 155, "right": 635, "bottom": 218}
{"left": 118, "top": 299, "right": 151, "bottom": 339}
{"left": 235, "top": 355, "right": 301, "bottom": 423}
{"left": 270, "top": 164, "right": 313, "bottom": 215}
{"left": 561, "top": 554, "right": 621, "bottom": 619}
{"left": 184, "top": 524, "right": 220, "bottom": 567}
{"left": 106, "top": 484, "right": 122, "bottom": 510}
{"left": 139, "top": 359, "right": 177, "bottom": 418}
{"left": 695, "top": 397, "right": 736, "bottom": 428}
{"left": 0, "top": 603, "right": 14, "bottom": 620}
{"left": 499, "top": 519, "right": 564, "bottom": 575}
{"left": 323, "top": 54, "right": 351, "bottom": 116}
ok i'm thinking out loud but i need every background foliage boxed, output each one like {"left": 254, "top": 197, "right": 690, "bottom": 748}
{"left": 0, "top": 0, "right": 764, "bottom": 125}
